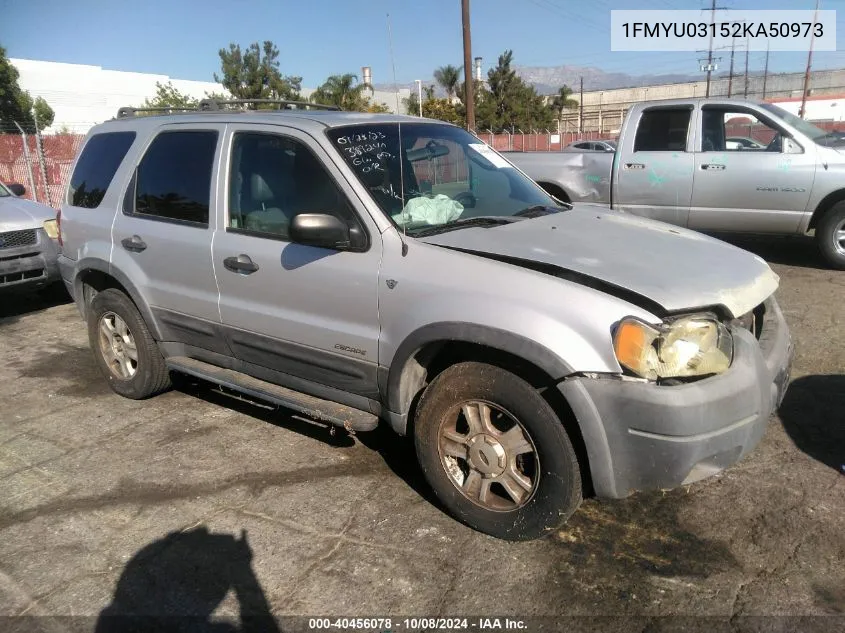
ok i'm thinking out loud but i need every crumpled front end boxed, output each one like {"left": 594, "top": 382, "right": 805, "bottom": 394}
{"left": 560, "top": 297, "right": 793, "bottom": 499}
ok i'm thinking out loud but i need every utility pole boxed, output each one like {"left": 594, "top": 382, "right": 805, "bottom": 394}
{"left": 727, "top": 38, "right": 736, "bottom": 97}
{"left": 740, "top": 37, "right": 750, "bottom": 98}
{"left": 461, "top": 0, "right": 475, "bottom": 131}
{"left": 762, "top": 40, "right": 770, "bottom": 100}
{"left": 579, "top": 76, "right": 584, "bottom": 133}
{"left": 705, "top": 0, "right": 716, "bottom": 97}
{"left": 800, "top": 0, "right": 821, "bottom": 118}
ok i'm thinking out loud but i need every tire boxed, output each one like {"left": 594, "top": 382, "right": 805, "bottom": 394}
{"left": 87, "top": 288, "right": 171, "bottom": 399}
{"left": 414, "top": 361, "right": 582, "bottom": 541}
{"left": 817, "top": 202, "right": 845, "bottom": 270}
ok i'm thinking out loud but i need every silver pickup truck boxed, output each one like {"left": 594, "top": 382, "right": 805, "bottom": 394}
{"left": 508, "top": 98, "right": 845, "bottom": 269}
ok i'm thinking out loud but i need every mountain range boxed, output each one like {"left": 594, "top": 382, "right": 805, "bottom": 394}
{"left": 376, "top": 64, "right": 756, "bottom": 96}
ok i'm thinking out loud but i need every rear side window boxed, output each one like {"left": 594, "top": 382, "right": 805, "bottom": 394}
{"left": 634, "top": 108, "right": 691, "bottom": 152}
{"left": 132, "top": 130, "right": 218, "bottom": 226}
{"left": 68, "top": 131, "right": 136, "bottom": 208}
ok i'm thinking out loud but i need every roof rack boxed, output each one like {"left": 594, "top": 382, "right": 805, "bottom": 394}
{"left": 198, "top": 98, "right": 340, "bottom": 111}
{"left": 116, "top": 99, "right": 340, "bottom": 119}
{"left": 116, "top": 105, "right": 198, "bottom": 118}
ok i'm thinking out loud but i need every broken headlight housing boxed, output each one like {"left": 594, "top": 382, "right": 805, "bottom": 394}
{"left": 613, "top": 315, "right": 733, "bottom": 380}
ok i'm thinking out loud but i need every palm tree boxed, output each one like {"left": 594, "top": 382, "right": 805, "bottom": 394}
{"left": 551, "top": 85, "right": 579, "bottom": 121}
{"left": 311, "top": 74, "right": 367, "bottom": 110}
{"left": 433, "top": 65, "right": 462, "bottom": 99}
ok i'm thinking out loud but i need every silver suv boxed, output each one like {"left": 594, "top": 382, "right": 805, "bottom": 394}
{"left": 58, "top": 100, "right": 793, "bottom": 541}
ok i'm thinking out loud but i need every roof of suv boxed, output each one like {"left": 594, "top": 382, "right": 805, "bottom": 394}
{"left": 93, "top": 110, "right": 452, "bottom": 135}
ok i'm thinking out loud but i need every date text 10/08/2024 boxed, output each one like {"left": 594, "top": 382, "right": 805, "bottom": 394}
{"left": 308, "top": 618, "right": 528, "bottom": 630}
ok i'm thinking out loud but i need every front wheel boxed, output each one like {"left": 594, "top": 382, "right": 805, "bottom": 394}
{"left": 414, "top": 362, "right": 582, "bottom": 541}
{"left": 817, "top": 202, "right": 845, "bottom": 270}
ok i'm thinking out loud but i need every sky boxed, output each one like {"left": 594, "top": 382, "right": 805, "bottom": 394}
{"left": 3, "top": 0, "right": 845, "bottom": 89}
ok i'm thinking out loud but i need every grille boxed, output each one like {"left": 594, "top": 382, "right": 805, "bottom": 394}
{"left": 0, "top": 229, "right": 37, "bottom": 249}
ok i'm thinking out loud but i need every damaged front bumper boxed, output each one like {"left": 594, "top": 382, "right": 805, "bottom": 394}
{"left": 559, "top": 297, "right": 793, "bottom": 499}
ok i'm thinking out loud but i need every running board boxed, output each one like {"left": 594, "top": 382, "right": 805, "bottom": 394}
{"left": 165, "top": 356, "right": 378, "bottom": 432}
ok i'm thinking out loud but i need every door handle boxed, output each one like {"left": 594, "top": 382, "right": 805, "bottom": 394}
{"left": 701, "top": 163, "right": 726, "bottom": 171}
{"left": 624, "top": 163, "right": 646, "bottom": 170}
{"left": 223, "top": 254, "right": 259, "bottom": 275}
{"left": 121, "top": 235, "right": 147, "bottom": 252}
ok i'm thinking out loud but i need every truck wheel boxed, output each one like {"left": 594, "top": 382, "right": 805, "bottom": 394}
{"left": 414, "top": 361, "right": 581, "bottom": 541}
{"left": 87, "top": 288, "right": 171, "bottom": 399}
{"left": 817, "top": 202, "right": 845, "bottom": 270}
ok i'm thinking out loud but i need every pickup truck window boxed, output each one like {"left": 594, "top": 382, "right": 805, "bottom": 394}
{"left": 703, "top": 108, "right": 781, "bottom": 152}
{"left": 758, "top": 102, "right": 834, "bottom": 146}
{"left": 634, "top": 108, "right": 691, "bottom": 152}
{"left": 326, "top": 123, "right": 557, "bottom": 235}
{"left": 227, "top": 132, "right": 356, "bottom": 240}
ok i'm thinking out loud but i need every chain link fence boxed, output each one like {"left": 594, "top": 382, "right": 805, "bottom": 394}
{"left": 0, "top": 122, "right": 86, "bottom": 208}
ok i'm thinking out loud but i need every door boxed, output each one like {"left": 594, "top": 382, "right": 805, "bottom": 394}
{"left": 212, "top": 125, "right": 382, "bottom": 399}
{"left": 689, "top": 105, "right": 815, "bottom": 233}
{"left": 111, "top": 124, "right": 227, "bottom": 354}
{"left": 614, "top": 106, "right": 696, "bottom": 227}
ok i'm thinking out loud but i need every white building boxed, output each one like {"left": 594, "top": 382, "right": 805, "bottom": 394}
{"left": 11, "top": 58, "right": 410, "bottom": 133}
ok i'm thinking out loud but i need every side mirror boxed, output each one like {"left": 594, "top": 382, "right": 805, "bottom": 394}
{"left": 7, "top": 183, "right": 25, "bottom": 196}
{"left": 783, "top": 137, "right": 804, "bottom": 155}
{"left": 290, "top": 213, "right": 351, "bottom": 249}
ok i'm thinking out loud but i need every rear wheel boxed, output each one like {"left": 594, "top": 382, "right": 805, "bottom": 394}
{"left": 414, "top": 362, "right": 582, "bottom": 540}
{"left": 87, "top": 288, "right": 171, "bottom": 399}
{"left": 817, "top": 202, "right": 845, "bottom": 270}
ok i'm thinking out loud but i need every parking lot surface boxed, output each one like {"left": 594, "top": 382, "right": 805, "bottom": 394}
{"left": 0, "top": 235, "right": 843, "bottom": 628}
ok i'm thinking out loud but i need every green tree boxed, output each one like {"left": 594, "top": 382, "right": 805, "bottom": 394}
{"left": 550, "top": 85, "right": 578, "bottom": 121}
{"left": 482, "top": 50, "right": 554, "bottom": 132}
{"left": 311, "top": 73, "right": 388, "bottom": 112}
{"left": 142, "top": 81, "right": 199, "bottom": 110}
{"left": 404, "top": 91, "right": 421, "bottom": 116}
{"left": 214, "top": 41, "right": 301, "bottom": 108}
{"left": 0, "top": 46, "right": 55, "bottom": 131}
{"left": 423, "top": 98, "right": 464, "bottom": 126}
{"left": 311, "top": 73, "right": 365, "bottom": 110}
{"left": 433, "top": 65, "right": 462, "bottom": 99}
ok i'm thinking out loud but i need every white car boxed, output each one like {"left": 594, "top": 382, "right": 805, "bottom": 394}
{"left": 0, "top": 182, "right": 61, "bottom": 292}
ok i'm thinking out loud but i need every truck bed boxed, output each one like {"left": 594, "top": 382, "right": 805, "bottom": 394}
{"left": 505, "top": 151, "right": 614, "bottom": 205}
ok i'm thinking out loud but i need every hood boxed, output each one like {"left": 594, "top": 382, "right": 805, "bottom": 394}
{"left": 0, "top": 196, "right": 56, "bottom": 231}
{"left": 419, "top": 206, "right": 779, "bottom": 318}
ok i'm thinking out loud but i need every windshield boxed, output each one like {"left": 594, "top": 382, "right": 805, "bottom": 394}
{"left": 0, "top": 183, "right": 10, "bottom": 198}
{"left": 326, "top": 122, "right": 560, "bottom": 235}
{"left": 758, "top": 103, "right": 829, "bottom": 143}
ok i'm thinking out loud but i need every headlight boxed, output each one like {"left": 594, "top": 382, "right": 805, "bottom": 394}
{"left": 613, "top": 316, "right": 733, "bottom": 380}
{"left": 43, "top": 219, "right": 59, "bottom": 240}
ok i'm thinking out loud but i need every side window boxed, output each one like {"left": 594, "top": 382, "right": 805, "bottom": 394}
{"left": 133, "top": 130, "right": 218, "bottom": 226}
{"left": 228, "top": 132, "right": 355, "bottom": 239}
{"left": 68, "top": 131, "right": 135, "bottom": 208}
{"left": 634, "top": 108, "right": 691, "bottom": 152}
{"left": 703, "top": 108, "right": 781, "bottom": 152}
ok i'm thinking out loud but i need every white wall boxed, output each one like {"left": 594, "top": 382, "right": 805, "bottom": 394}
{"left": 11, "top": 58, "right": 226, "bottom": 133}
{"left": 12, "top": 58, "right": 412, "bottom": 133}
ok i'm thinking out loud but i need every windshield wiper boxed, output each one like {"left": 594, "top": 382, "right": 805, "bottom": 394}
{"left": 512, "top": 204, "right": 568, "bottom": 218}
{"left": 411, "top": 216, "right": 516, "bottom": 237}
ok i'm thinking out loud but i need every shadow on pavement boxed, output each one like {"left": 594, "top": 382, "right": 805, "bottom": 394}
{"left": 779, "top": 374, "right": 845, "bottom": 473}
{"left": 94, "top": 527, "right": 280, "bottom": 633}
{"left": 710, "top": 233, "right": 827, "bottom": 269}
{"left": 0, "top": 282, "right": 72, "bottom": 323}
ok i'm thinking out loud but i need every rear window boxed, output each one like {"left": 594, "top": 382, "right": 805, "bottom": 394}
{"left": 634, "top": 108, "right": 691, "bottom": 152}
{"left": 132, "top": 130, "right": 218, "bottom": 226}
{"left": 68, "top": 132, "right": 136, "bottom": 208}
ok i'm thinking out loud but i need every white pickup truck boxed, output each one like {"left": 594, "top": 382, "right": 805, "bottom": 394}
{"left": 508, "top": 97, "right": 845, "bottom": 269}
